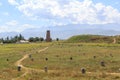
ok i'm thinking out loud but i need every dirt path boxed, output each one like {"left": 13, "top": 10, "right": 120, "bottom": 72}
{"left": 12, "top": 46, "right": 120, "bottom": 80}
{"left": 87, "top": 71, "right": 120, "bottom": 76}
{"left": 113, "top": 38, "right": 116, "bottom": 44}
{"left": 12, "top": 47, "right": 48, "bottom": 80}
{"left": 106, "top": 72, "right": 120, "bottom": 76}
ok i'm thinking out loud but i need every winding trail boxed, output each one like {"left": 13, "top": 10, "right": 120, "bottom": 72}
{"left": 107, "top": 72, "right": 120, "bottom": 76}
{"left": 87, "top": 72, "right": 120, "bottom": 76}
{"left": 12, "top": 47, "right": 48, "bottom": 80}
{"left": 113, "top": 38, "right": 116, "bottom": 44}
{"left": 12, "top": 46, "right": 120, "bottom": 80}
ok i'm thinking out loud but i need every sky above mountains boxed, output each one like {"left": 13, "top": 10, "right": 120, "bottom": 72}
{"left": 0, "top": 0, "right": 120, "bottom": 38}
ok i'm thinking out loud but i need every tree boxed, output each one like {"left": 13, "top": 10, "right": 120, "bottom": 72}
{"left": 29, "top": 37, "right": 35, "bottom": 42}
{"left": 35, "top": 37, "right": 40, "bottom": 42}
{"left": 4, "top": 36, "right": 10, "bottom": 43}
{"left": 18, "top": 34, "right": 24, "bottom": 40}
{"left": 28, "top": 37, "right": 44, "bottom": 42}
{"left": 56, "top": 38, "right": 59, "bottom": 41}
{"left": 0, "top": 38, "right": 3, "bottom": 43}
{"left": 40, "top": 37, "right": 44, "bottom": 42}
{"left": 1, "top": 34, "right": 25, "bottom": 43}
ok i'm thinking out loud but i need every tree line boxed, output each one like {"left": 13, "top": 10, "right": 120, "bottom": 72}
{"left": 0, "top": 34, "right": 44, "bottom": 43}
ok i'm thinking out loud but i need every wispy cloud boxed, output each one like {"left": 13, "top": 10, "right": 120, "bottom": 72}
{"left": 8, "top": 0, "right": 19, "bottom": 5}
{"left": 2, "top": 12, "right": 9, "bottom": 16}
{"left": 6, "top": 20, "right": 18, "bottom": 26}
{"left": 8, "top": 0, "right": 120, "bottom": 25}
{"left": 0, "top": 20, "right": 34, "bottom": 32}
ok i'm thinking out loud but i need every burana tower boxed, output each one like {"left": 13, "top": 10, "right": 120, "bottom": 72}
{"left": 46, "top": 30, "right": 52, "bottom": 42}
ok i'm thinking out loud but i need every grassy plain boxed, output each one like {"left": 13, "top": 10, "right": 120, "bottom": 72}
{"left": 0, "top": 42, "right": 120, "bottom": 80}
{"left": 0, "top": 43, "right": 48, "bottom": 80}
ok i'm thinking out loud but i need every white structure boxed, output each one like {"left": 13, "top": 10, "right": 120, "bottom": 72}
{"left": 16, "top": 40, "right": 29, "bottom": 43}
{"left": 0, "top": 42, "right": 3, "bottom": 44}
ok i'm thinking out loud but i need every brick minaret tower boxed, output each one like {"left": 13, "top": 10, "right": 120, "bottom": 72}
{"left": 46, "top": 30, "right": 52, "bottom": 42}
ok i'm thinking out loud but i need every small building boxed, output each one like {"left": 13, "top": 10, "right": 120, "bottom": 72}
{"left": 16, "top": 40, "right": 29, "bottom": 44}
{"left": 0, "top": 42, "right": 3, "bottom": 45}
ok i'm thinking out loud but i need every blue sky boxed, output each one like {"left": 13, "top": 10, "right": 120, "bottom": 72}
{"left": 0, "top": 0, "right": 120, "bottom": 38}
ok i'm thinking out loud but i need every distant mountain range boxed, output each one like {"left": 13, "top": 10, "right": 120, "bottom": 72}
{"left": 0, "top": 24, "right": 120, "bottom": 39}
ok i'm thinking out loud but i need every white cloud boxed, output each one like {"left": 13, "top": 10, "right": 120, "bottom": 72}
{"left": 0, "top": 26, "right": 7, "bottom": 32}
{"left": 14, "top": 24, "right": 34, "bottom": 32}
{"left": 2, "top": 12, "right": 9, "bottom": 16}
{"left": 20, "top": 24, "right": 34, "bottom": 30}
{"left": 22, "top": 24, "right": 33, "bottom": 27}
{"left": 8, "top": 0, "right": 19, "bottom": 5}
{"left": 0, "top": 20, "right": 34, "bottom": 32}
{"left": 8, "top": 0, "right": 120, "bottom": 25}
{"left": 6, "top": 20, "right": 18, "bottom": 26}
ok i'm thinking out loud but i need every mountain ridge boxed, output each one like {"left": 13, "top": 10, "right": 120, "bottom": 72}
{"left": 0, "top": 24, "right": 120, "bottom": 39}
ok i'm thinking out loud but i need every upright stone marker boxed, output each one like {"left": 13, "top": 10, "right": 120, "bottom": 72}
{"left": 45, "top": 58, "right": 48, "bottom": 61}
{"left": 100, "top": 61, "right": 105, "bottom": 67}
{"left": 18, "top": 66, "right": 21, "bottom": 71}
{"left": 44, "top": 66, "right": 48, "bottom": 73}
{"left": 81, "top": 68, "right": 86, "bottom": 74}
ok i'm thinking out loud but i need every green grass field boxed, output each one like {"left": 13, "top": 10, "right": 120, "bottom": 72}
{"left": 0, "top": 42, "right": 120, "bottom": 80}
{"left": 0, "top": 43, "right": 48, "bottom": 80}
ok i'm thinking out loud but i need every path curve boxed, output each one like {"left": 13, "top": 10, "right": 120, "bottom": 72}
{"left": 113, "top": 38, "right": 116, "bottom": 44}
{"left": 87, "top": 71, "right": 120, "bottom": 76}
{"left": 12, "top": 46, "right": 120, "bottom": 80}
{"left": 12, "top": 47, "right": 48, "bottom": 80}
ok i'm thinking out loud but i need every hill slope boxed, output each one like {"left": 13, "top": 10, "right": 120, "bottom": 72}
{"left": 67, "top": 35, "right": 120, "bottom": 43}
